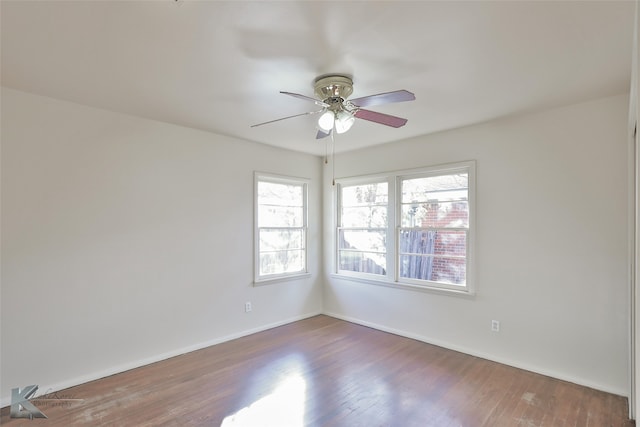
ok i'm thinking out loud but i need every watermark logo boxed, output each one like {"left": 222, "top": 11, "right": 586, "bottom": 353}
{"left": 10, "top": 385, "right": 84, "bottom": 419}
{"left": 10, "top": 385, "right": 47, "bottom": 419}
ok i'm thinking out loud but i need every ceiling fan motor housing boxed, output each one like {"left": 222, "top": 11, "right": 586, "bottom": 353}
{"left": 314, "top": 75, "right": 354, "bottom": 109}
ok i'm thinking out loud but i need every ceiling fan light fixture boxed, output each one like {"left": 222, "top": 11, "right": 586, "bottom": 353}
{"left": 335, "top": 110, "right": 355, "bottom": 134}
{"left": 318, "top": 110, "right": 335, "bottom": 131}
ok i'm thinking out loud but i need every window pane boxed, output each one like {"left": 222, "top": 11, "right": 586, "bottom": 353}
{"left": 339, "top": 251, "right": 386, "bottom": 274}
{"left": 339, "top": 229, "right": 386, "bottom": 253}
{"left": 402, "top": 173, "right": 468, "bottom": 204}
{"left": 260, "top": 249, "right": 305, "bottom": 276}
{"left": 341, "top": 206, "right": 387, "bottom": 228}
{"left": 258, "top": 181, "right": 303, "bottom": 207}
{"left": 341, "top": 182, "right": 388, "bottom": 207}
{"left": 260, "top": 229, "right": 304, "bottom": 251}
{"left": 402, "top": 173, "right": 468, "bottom": 228}
{"left": 401, "top": 201, "right": 468, "bottom": 228}
{"left": 399, "top": 255, "right": 466, "bottom": 285}
{"left": 399, "top": 230, "right": 466, "bottom": 257}
{"left": 258, "top": 205, "right": 304, "bottom": 227}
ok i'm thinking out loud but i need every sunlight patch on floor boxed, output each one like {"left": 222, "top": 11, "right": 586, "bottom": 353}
{"left": 221, "top": 374, "right": 307, "bottom": 427}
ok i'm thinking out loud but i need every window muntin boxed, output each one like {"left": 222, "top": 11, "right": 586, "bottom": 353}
{"left": 256, "top": 175, "right": 307, "bottom": 282}
{"left": 337, "top": 181, "right": 388, "bottom": 276}
{"left": 335, "top": 162, "right": 474, "bottom": 293}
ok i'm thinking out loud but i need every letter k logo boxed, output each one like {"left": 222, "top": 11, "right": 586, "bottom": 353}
{"left": 10, "top": 385, "right": 47, "bottom": 419}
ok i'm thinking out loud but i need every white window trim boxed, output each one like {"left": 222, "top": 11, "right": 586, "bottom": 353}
{"left": 333, "top": 161, "right": 476, "bottom": 295}
{"left": 254, "top": 172, "right": 310, "bottom": 285}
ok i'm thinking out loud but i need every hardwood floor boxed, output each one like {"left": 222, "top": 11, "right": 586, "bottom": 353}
{"left": 1, "top": 315, "right": 633, "bottom": 426}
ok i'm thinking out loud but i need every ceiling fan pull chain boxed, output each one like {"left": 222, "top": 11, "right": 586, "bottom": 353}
{"left": 325, "top": 136, "right": 329, "bottom": 165}
{"left": 331, "top": 130, "right": 336, "bottom": 186}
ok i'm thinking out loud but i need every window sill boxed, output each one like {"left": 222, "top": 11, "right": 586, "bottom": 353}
{"left": 329, "top": 273, "right": 475, "bottom": 298}
{"left": 254, "top": 272, "right": 311, "bottom": 286}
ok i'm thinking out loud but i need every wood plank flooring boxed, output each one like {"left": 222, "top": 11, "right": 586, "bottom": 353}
{"left": 1, "top": 315, "right": 633, "bottom": 426}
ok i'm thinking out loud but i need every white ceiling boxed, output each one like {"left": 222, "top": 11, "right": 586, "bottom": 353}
{"left": 1, "top": 1, "right": 635, "bottom": 156}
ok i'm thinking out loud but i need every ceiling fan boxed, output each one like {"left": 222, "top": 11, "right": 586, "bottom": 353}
{"left": 251, "top": 74, "right": 415, "bottom": 139}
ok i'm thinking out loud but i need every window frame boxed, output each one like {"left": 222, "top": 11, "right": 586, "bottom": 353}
{"left": 334, "top": 161, "right": 476, "bottom": 295}
{"left": 335, "top": 174, "right": 393, "bottom": 281}
{"left": 254, "top": 172, "right": 309, "bottom": 285}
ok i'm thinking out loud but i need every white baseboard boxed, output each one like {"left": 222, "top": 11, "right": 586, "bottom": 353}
{"left": 0, "top": 311, "right": 322, "bottom": 408}
{"left": 322, "top": 311, "right": 628, "bottom": 398}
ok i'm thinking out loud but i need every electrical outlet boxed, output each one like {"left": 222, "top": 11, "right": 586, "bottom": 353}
{"left": 491, "top": 320, "right": 500, "bottom": 332}
{"left": 245, "top": 302, "right": 252, "bottom": 313}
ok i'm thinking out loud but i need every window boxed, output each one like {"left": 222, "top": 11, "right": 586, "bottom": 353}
{"left": 338, "top": 181, "right": 388, "bottom": 276}
{"left": 336, "top": 161, "right": 475, "bottom": 293}
{"left": 255, "top": 173, "right": 308, "bottom": 283}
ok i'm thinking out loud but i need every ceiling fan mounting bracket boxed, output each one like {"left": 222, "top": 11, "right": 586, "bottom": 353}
{"left": 314, "top": 75, "right": 353, "bottom": 103}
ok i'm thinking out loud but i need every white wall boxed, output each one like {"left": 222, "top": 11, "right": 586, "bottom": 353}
{"left": 632, "top": 0, "right": 640, "bottom": 418}
{"left": 324, "top": 94, "right": 630, "bottom": 396}
{"left": 0, "top": 88, "right": 323, "bottom": 405}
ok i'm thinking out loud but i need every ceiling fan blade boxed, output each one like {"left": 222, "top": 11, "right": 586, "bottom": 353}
{"left": 281, "top": 91, "right": 329, "bottom": 107}
{"left": 251, "top": 110, "right": 322, "bottom": 128}
{"left": 316, "top": 129, "right": 331, "bottom": 139}
{"left": 350, "top": 90, "right": 415, "bottom": 108}
{"left": 354, "top": 109, "right": 408, "bottom": 128}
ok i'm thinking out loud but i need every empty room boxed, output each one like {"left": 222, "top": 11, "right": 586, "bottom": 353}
{"left": 1, "top": 0, "right": 639, "bottom": 426}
